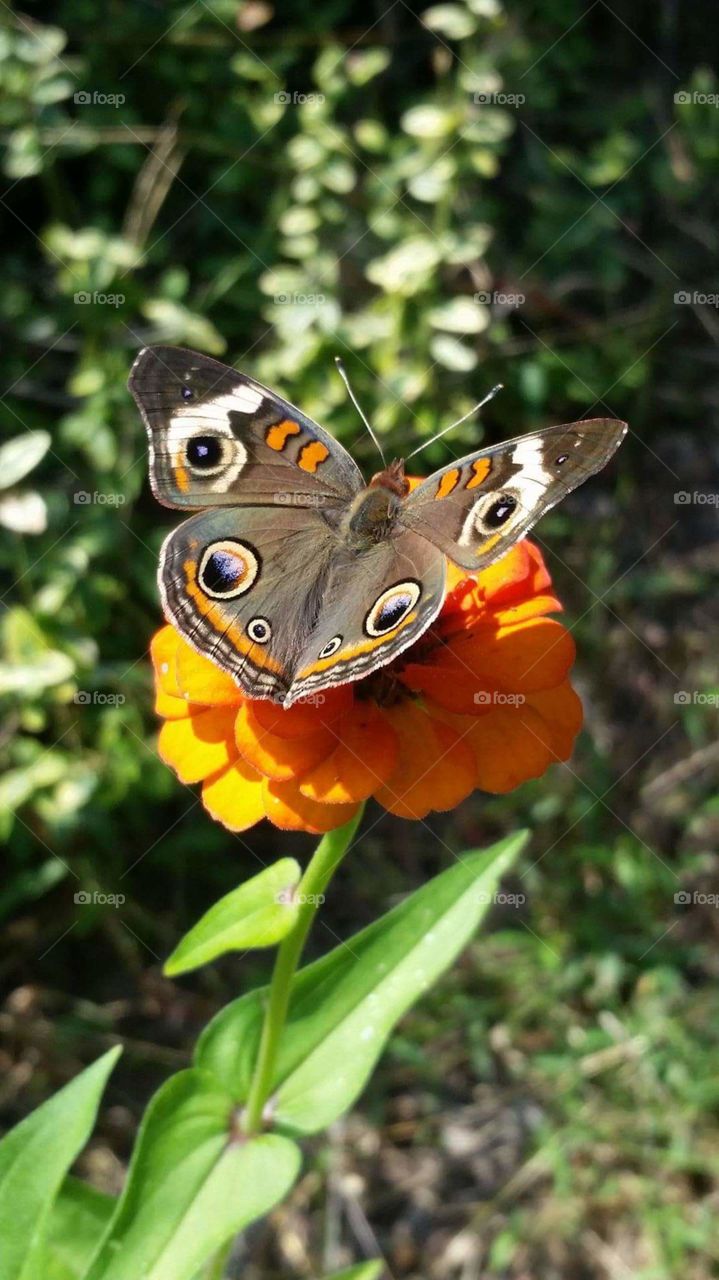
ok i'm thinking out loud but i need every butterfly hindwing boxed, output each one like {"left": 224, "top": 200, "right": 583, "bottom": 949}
{"left": 130, "top": 345, "right": 363, "bottom": 511}
{"left": 401, "top": 418, "right": 627, "bottom": 571}
{"left": 159, "top": 505, "right": 339, "bottom": 703}
{"left": 288, "top": 529, "right": 447, "bottom": 704}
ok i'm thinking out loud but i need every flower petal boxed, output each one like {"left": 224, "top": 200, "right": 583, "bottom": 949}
{"left": 175, "top": 636, "right": 242, "bottom": 707}
{"left": 235, "top": 701, "right": 336, "bottom": 782}
{"left": 251, "top": 685, "right": 353, "bottom": 740}
{"left": 155, "top": 687, "right": 193, "bottom": 720}
{"left": 202, "top": 757, "right": 266, "bottom": 831}
{"left": 374, "top": 701, "right": 476, "bottom": 819}
{"left": 158, "top": 707, "right": 236, "bottom": 783}
{"left": 262, "top": 778, "right": 359, "bottom": 834}
{"left": 151, "top": 626, "right": 183, "bottom": 699}
{"left": 478, "top": 540, "right": 546, "bottom": 606}
{"left": 402, "top": 615, "right": 576, "bottom": 713}
{"left": 456, "top": 682, "right": 583, "bottom": 793}
{"left": 300, "top": 702, "right": 399, "bottom": 804}
{"left": 526, "top": 680, "right": 583, "bottom": 760}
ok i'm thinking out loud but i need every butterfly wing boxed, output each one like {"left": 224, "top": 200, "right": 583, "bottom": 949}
{"left": 159, "top": 505, "right": 338, "bottom": 703}
{"left": 130, "top": 345, "right": 364, "bottom": 510}
{"left": 161, "top": 508, "right": 446, "bottom": 706}
{"left": 401, "top": 418, "right": 627, "bottom": 571}
{"left": 286, "top": 529, "right": 446, "bottom": 706}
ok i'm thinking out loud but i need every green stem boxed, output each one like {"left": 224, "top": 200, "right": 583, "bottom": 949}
{"left": 242, "top": 806, "right": 365, "bottom": 1135}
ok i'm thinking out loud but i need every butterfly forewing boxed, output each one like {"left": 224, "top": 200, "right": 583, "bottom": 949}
{"left": 130, "top": 345, "right": 363, "bottom": 511}
{"left": 401, "top": 418, "right": 627, "bottom": 571}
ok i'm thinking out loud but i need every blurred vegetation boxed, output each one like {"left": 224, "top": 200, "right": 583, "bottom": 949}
{"left": 1, "top": 1, "right": 718, "bottom": 1276}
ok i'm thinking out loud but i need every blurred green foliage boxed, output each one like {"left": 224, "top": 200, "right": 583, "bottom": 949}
{"left": 1, "top": 1, "right": 718, "bottom": 1275}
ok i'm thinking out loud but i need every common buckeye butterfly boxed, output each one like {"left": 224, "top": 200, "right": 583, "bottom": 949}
{"left": 130, "top": 346, "right": 626, "bottom": 707}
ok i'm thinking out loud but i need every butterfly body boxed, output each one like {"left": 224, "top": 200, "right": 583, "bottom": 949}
{"left": 130, "top": 346, "right": 626, "bottom": 708}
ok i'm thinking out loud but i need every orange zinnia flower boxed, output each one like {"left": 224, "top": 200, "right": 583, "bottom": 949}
{"left": 151, "top": 538, "right": 582, "bottom": 835}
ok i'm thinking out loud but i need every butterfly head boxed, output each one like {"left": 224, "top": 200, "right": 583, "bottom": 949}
{"left": 368, "top": 457, "right": 410, "bottom": 498}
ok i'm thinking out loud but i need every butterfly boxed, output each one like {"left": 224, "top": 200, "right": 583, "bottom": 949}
{"left": 129, "top": 345, "right": 627, "bottom": 708}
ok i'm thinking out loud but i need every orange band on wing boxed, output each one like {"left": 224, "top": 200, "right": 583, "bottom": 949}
{"left": 298, "top": 441, "right": 330, "bottom": 472}
{"left": 298, "top": 611, "right": 419, "bottom": 678}
{"left": 183, "top": 561, "right": 284, "bottom": 674}
{"left": 466, "top": 458, "right": 492, "bottom": 489}
{"left": 436, "top": 468, "right": 460, "bottom": 499}
{"left": 266, "top": 419, "right": 301, "bottom": 451}
{"left": 175, "top": 465, "right": 190, "bottom": 493}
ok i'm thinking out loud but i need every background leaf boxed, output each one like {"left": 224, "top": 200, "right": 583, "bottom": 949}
{"left": 0, "top": 1047, "right": 120, "bottom": 1280}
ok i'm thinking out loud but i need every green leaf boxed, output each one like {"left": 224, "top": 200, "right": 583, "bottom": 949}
{"left": 83, "top": 1069, "right": 301, "bottom": 1280}
{"left": 323, "top": 1264, "right": 384, "bottom": 1280}
{"left": 0, "top": 431, "right": 51, "bottom": 490}
{"left": 42, "top": 1179, "right": 115, "bottom": 1280}
{"left": 164, "top": 858, "right": 302, "bottom": 976}
{"left": 0, "top": 1047, "right": 121, "bottom": 1280}
{"left": 197, "top": 833, "right": 528, "bottom": 1134}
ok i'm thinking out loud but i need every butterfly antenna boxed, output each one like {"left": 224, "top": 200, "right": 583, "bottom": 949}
{"left": 334, "top": 356, "right": 386, "bottom": 466}
{"left": 406, "top": 384, "right": 504, "bottom": 460}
